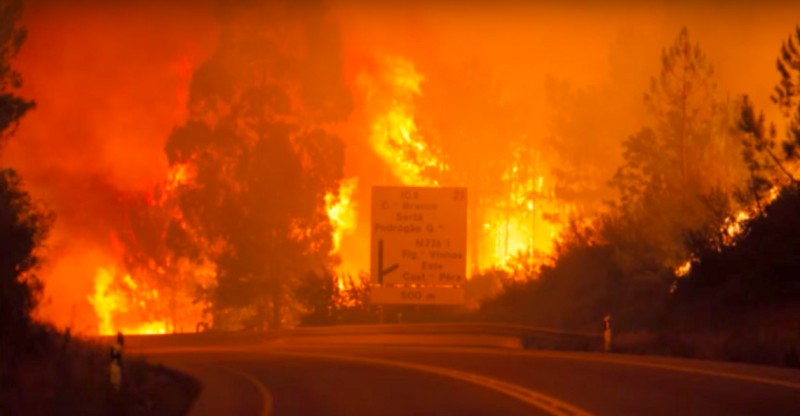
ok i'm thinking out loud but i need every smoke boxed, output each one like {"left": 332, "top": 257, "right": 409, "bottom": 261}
{"left": 4, "top": 0, "right": 218, "bottom": 330}
{"left": 3, "top": 0, "right": 799, "bottom": 329}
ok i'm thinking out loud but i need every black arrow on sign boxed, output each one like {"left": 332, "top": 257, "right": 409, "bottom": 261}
{"left": 377, "top": 239, "right": 399, "bottom": 284}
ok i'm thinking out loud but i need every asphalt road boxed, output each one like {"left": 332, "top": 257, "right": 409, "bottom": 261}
{"left": 142, "top": 340, "right": 800, "bottom": 416}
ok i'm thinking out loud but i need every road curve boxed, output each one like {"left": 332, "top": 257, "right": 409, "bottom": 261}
{"left": 143, "top": 342, "right": 800, "bottom": 416}
{"left": 151, "top": 349, "right": 555, "bottom": 416}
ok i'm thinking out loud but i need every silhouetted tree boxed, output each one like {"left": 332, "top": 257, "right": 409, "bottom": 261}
{"left": 738, "top": 26, "right": 800, "bottom": 200}
{"left": 165, "top": 2, "right": 351, "bottom": 330}
{"left": 0, "top": 0, "right": 52, "bottom": 340}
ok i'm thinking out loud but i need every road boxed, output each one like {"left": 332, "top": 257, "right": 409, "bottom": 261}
{"left": 140, "top": 338, "right": 800, "bottom": 416}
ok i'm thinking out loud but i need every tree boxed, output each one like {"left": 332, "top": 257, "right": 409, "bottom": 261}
{"left": 738, "top": 26, "right": 800, "bottom": 198}
{"left": 165, "top": 2, "right": 350, "bottom": 330}
{"left": 0, "top": 0, "right": 51, "bottom": 339}
{"left": 0, "top": 0, "right": 32, "bottom": 148}
{"left": 610, "top": 27, "right": 742, "bottom": 272}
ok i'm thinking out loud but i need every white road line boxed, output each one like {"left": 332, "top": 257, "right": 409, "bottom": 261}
{"left": 213, "top": 364, "right": 273, "bottom": 416}
{"left": 268, "top": 350, "right": 595, "bottom": 416}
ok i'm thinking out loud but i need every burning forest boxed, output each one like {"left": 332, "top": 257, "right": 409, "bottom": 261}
{"left": 2, "top": 0, "right": 800, "bottom": 348}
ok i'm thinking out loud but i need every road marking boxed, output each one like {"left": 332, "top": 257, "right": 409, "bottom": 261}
{"left": 268, "top": 350, "right": 594, "bottom": 416}
{"left": 521, "top": 350, "right": 800, "bottom": 391}
{"left": 213, "top": 364, "right": 273, "bottom": 416}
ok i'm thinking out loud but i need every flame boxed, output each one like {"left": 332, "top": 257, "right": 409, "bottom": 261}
{"left": 87, "top": 266, "right": 168, "bottom": 335}
{"left": 478, "top": 147, "right": 567, "bottom": 272}
{"left": 675, "top": 260, "right": 692, "bottom": 278}
{"left": 359, "top": 55, "right": 448, "bottom": 186}
{"left": 165, "top": 162, "right": 194, "bottom": 194}
{"left": 325, "top": 177, "right": 358, "bottom": 254}
{"left": 84, "top": 160, "right": 213, "bottom": 335}
{"left": 358, "top": 55, "right": 570, "bottom": 276}
{"left": 675, "top": 186, "right": 783, "bottom": 277}
{"left": 721, "top": 186, "right": 780, "bottom": 244}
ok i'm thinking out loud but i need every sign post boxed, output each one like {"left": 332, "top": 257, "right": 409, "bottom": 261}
{"left": 370, "top": 186, "right": 467, "bottom": 305}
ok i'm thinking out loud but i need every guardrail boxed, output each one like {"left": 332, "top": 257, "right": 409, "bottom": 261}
{"left": 281, "top": 323, "right": 602, "bottom": 351}
{"left": 114, "top": 323, "right": 602, "bottom": 352}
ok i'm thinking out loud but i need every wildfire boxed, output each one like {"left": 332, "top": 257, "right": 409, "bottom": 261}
{"left": 83, "top": 158, "right": 213, "bottom": 336}
{"left": 478, "top": 145, "right": 567, "bottom": 272}
{"left": 674, "top": 186, "right": 783, "bottom": 278}
{"left": 87, "top": 267, "right": 168, "bottom": 335}
{"left": 721, "top": 186, "right": 781, "bottom": 245}
{"left": 358, "top": 55, "right": 569, "bottom": 276}
{"left": 675, "top": 260, "right": 692, "bottom": 278}
{"left": 359, "top": 55, "right": 448, "bottom": 186}
{"left": 325, "top": 177, "right": 358, "bottom": 255}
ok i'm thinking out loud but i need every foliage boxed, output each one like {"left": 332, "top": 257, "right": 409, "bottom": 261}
{"left": 2, "top": 325, "right": 200, "bottom": 415}
{"left": 476, "top": 28, "right": 748, "bottom": 333}
{"left": 672, "top": 177, "right": 800, "bottom": 322}
{"left": 165, "top": 2, "right": 351, "bottom": 329}
{"left": 0, "top": 0, "right": 33, "bottom": 147}
{"left": 0, "top": 170, "right": 52, "bottom": 337}
{"left": 296, "top": 272, "right": 373, "bottom": 326}
{"left": 610, "top": 27, "right": 744, "bottom": 273}
{"left": 738, "top": 26, "right": 800, "bottom": 197}
{"left": 0, "top": 0, "right": 51, "bottom": 341}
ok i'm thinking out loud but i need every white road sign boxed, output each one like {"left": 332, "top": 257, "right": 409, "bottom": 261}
{"left": 370, "top": 186, "right": 466, "bottom": 304}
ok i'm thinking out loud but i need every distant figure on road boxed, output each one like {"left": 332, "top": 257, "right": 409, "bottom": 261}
{"left": 603, "top": 315, "right": 612, "bottom": 352}
{"left": 110, "top": 331, "right": 124, "bottom": 390}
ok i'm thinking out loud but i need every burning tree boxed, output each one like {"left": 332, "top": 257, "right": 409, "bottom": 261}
{"left": 164, "top": 2, "right": 351, "bottom": 330}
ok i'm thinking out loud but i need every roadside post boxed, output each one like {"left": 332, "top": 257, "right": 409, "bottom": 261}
{"left": 110, "top": 331, "right": 124, "bottom": 390}
{"left": 603, "top": 315, "right": 612, "bottom": 352}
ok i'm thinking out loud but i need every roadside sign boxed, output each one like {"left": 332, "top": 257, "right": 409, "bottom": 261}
{"left": 370, "top": 186, "right": 466, "bottom": 304}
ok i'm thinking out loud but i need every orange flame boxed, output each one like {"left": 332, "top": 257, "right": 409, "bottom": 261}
{"left": 675, "top": 186, "right": 783, "bottom": 278}
{"left": 359, "top": 55, "right": 448, "bottom": 186}
{"left": 325, "top": 177, "right": 358, "bottom": 255}
{"left": 357, "top": 55, "right": 569, "bottom": 276}
{"left": 86, "top": 161, "right": 213, "bottom": 335}
{"left": 87, "top": 266, "right": 168, "bottom": 335}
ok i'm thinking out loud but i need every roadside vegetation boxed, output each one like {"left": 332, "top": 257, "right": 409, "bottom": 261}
{"left": 295, "top": 25, "right": 800, "bottom": 369}
{"left": 467, "top": 26, "right": 800, "bottom": 367}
